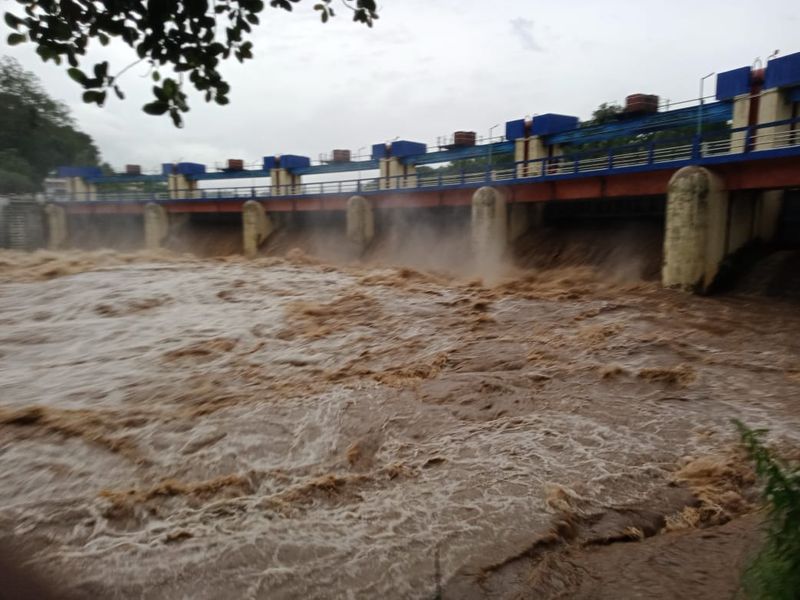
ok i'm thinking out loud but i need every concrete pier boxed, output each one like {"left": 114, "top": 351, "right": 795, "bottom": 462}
{"left": 471, "top": 186, "right": 507, "bottom": 271}
{"left": 242, "top": 200, "right": 274, "bottom": 257}
{"left": 346, "top": 195, "right": 374, "bottom": 254}
{"left": 44, "top": 204, "right": 68, "bottom": 249}
{"left": 662, "top": 167, "right": 727, "bottom": 291}
{"left": 144, "top": 203, "right": 169, "bottom": 250}
{"left": 662, "top": 166, "right": 765, "bottom": 292}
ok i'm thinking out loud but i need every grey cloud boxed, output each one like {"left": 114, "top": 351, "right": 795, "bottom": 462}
{"left": 7, "top": 0, "right": 800, "bottom": 169}
{"left": 509, "top": 17, "right": 542, "bottom": 52}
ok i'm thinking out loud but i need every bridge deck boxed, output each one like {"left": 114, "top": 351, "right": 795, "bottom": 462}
{"left": 58, "top": 121, "right": 800, "bottom": 214}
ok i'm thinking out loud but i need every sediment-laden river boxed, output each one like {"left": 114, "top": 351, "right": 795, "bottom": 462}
{"left": 0, "top": 248, "right": 798, "bottom": 599}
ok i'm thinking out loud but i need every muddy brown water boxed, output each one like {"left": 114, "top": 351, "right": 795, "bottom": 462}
{"left": 0, "top": 228, "right": 799, "bottom": 599}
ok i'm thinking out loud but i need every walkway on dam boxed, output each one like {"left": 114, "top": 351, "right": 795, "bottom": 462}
{"left": 60, "top": 120, "right": 800, "bottom": 213}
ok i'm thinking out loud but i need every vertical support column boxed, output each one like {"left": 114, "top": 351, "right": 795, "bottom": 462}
{"left": 379, "top": 158, "right": 416, "bottom": 190}
{"left": 270, "top": 169, "right": 302, "bottom": 196}
{"left": 514, "top": 137, "right": 559, "bottom": 177}
{"left": 144, "top": 203, "right": 169, "bottom": 250}
{"left": 471, "top": 186, "right": 507, "bottom": 273}
{"left": 753, "top": 88, "right": 791, "bottom": 239}
{"left": 167, "top": 174, "right": 198, "bottom": 200}
{"left": 67, "top": 177, "right": 96, "bottom": 201}
{"left": 662, "top": 167, "right": 730, "bottom": 292}
{"left": 756, "top": 88, "right": 793, "bottom": 150}
{"left": 514, "top": 137, "right": 529, "bottom": 178}
{"left": 44, "top": 204, "right": 68, "bottom": 249}
{"left": 242, "top": 200, "right": 273, "bottom": 257}
{"left": 346, "top": 195, "right": 374, "bottom": 255}
{"left": 729, "top": 93, "right": 751, "bottom": 153}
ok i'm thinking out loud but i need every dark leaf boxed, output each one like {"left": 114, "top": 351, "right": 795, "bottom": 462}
{"left": 7, "top": 32, "right": 26, "bottom": 45}
{"left": 67, "top": 67, "right": 88, "bottom": 85}
{"left": 4, "top": 12, "right": 23, "bottom": 30}
{"left": 93, "top": 61, "right": 108, "bottom": 79}
{"left": 143, "top": 100, "right": 169, "bottom": 115}
{"left": 169, "top": 108, "right": 183, "bottom": 127}
{"left": 82, "top": 90, "right": 106, "bottom": 106}
{"left": 162, "top": 78, "right": 178, "bottom": 98}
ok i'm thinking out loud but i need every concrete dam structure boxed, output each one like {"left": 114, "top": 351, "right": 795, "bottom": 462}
{"left": 39, "top": 52, "right": 800, "bottom": 293}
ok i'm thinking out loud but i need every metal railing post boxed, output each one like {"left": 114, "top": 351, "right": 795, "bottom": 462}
{"left": 692, "top": 134, "right": 702, "bottom": 160}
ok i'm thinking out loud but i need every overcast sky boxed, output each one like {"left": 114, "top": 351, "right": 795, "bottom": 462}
{"left": 5, "top": 0, "right": 800, "bottom": 171}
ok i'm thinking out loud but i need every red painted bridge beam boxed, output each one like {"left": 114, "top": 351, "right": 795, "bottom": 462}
{"left": 718, "top": 156, "right": 800, "bottom": 191}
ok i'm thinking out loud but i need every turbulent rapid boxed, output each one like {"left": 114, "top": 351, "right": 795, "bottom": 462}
{"left": 0, "top": 244, "right": 799, "bottom": 599}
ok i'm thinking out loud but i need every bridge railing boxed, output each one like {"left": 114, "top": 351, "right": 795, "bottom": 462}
{"left": 51, "top": 117, "right": 800, "bottom": 204}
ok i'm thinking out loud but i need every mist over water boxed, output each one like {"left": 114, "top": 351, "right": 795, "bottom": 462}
{"left": 1, "top": 217, "right": 799, "bottom": 598}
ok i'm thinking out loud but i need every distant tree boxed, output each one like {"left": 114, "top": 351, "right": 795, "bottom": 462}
{"left": 584, "top": 102, "right": 624, "bottom": 127}
{"left": 4, "top": 0, "right": 380, "bottom": 127}
{"left": 0, "top": 56, "right": 101, "bottom": 193}
{"left": 416, "top": 153, "right": 515, "bottom": 178}
{"left": 569, "top": 100, "right": 730, "bottom": 157}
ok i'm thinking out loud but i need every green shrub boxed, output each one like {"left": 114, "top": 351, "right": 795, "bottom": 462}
{"left": 734, "top": 419, "right": 800, "bottom": 599}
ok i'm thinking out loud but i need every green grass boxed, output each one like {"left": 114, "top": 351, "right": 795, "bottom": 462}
{"left": 734, "top": 419, "right": 800, "bottom": 599}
